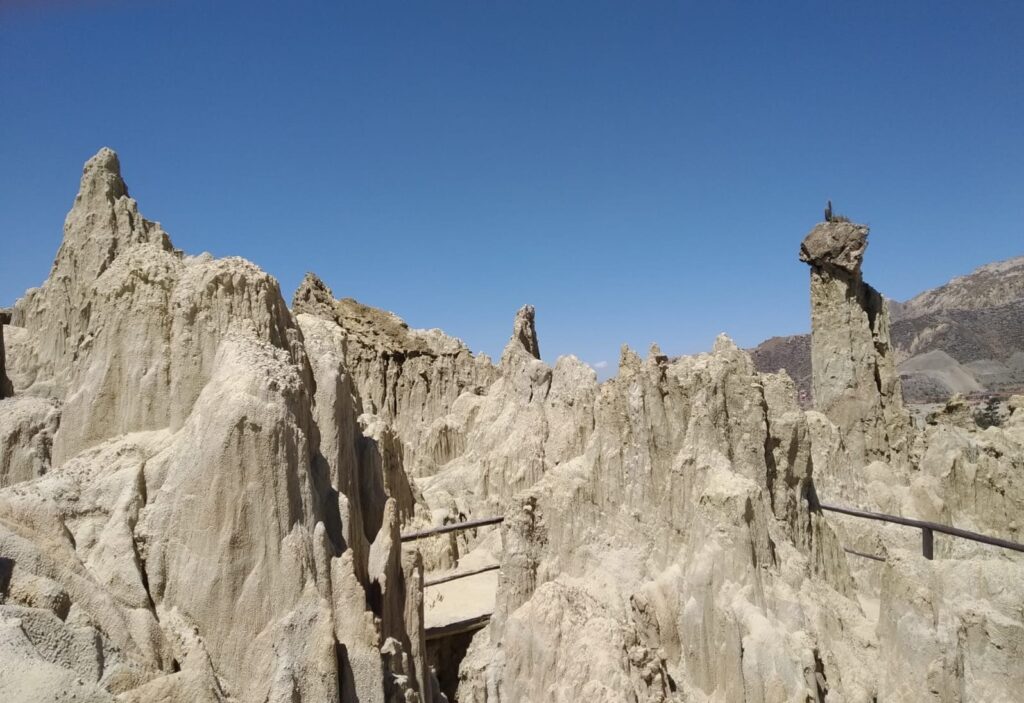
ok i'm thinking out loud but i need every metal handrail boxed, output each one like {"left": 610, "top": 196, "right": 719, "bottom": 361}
{"left": 819, "top": 502, "right": 1024, "bottom": 560}
{"left": 400, "top": 516, "right": 504, "bottom": 542}
{"left": 842, "top": 546, "right": 886, "bottom": 563}
{"left": 423, "top": 563, "right": 500, "bottom": 587}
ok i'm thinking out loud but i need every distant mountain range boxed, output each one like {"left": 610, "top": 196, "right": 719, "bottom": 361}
{"left": 752, "top": 255, "right": 1024, "bottom": 404}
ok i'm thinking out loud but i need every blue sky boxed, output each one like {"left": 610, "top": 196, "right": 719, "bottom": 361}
{"left": 2, "top": 1, "right": 1022, "bottom": 371}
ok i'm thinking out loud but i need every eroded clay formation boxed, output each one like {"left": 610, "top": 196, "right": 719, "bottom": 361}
{"left": 0, "top": 150, "right": 1021, "bottom": 702}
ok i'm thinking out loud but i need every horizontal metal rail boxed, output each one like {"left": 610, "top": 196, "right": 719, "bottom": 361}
{"left": 842, "top": 546, "right": 886, "bottom": 563}
{"left": 423, "top": 563, "right": 500, "bottom": 587}
{"left": 820, "top": 502, "right": 1024, "bottom": 560}
{"left": 400, "top": 516, "right": 504, "bottom": 542}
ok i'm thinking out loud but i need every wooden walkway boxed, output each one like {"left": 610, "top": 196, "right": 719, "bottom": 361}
{"left": 402, "top": 517, "right": 505, "bottom": 640}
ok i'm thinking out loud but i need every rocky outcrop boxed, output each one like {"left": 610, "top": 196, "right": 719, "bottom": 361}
{"left": 791, "top": 222, "right": 1024, "bottom": 702}
{"left": 294, "top": 272, "right": 495, "bottom": 480}
{"left": 4, "top": 152, "right": 1022, "bottom": 702}
{"left": 749, "top": 333, "right": 812, "bottom": 406}
{"left": 877, "top": 553, "right": 1024, "bottom": 701}
{"left": 412, "top": 307, "right": 597, "bottom": 535}
{"left": 507, "top": 305, "right": 540, "bottom": 360}
{"left": 292, "top": 278, "right": 593, "bottom": 570}
{"left": 800, "top": 221, "right": 909, "bottom": 464}
{"left": 0, "top": 149, "right": 434, "bottom": 703}
{"left": 458, "top": 337, "right": 870, "bottom": 702}
{"left": 11, "top": 149, "right": 309, "bottom": 467}
{"left": 753, "top": 253, "right": 1024, "bottom": 403}
{"left": 0, "top": 397, "right": 59, "bottom": 488}
{"left": 797, "top": 220, "right": 1023, "bottom": 552}
{"left": 447, "top": 220, "right": 1023, "bottom": 702}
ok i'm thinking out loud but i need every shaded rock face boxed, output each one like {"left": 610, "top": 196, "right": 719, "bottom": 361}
{"left": 0, "top": 150, "right": 434, "bottom": 703}
{"left": 0, "top": 309, "right": 11, "bottom": 399}
{"left": 800, "top": 221, "right": 909, "bottom": 464}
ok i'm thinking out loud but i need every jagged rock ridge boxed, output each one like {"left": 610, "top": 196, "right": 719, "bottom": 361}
{"left": 2, "top": 150, "right": 1023, "bottom": 703}
{"left": 0, "top": 149, "right": 437, "bottom": 703}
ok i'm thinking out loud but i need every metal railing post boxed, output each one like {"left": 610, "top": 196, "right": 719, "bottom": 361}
{"left": 818, "top": 502, "right": 1024, "bottom": 560}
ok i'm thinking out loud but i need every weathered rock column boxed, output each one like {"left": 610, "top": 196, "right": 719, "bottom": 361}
{"left": 801, "top": 221, "right": 908, "bottom": 463}
{"left": 0, "top": 308, "right": 11, "bottom": 398}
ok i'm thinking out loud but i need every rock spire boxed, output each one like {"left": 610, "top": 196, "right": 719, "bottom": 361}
{"left": 502, "top": 304, "right": 541, "bottom": 363}
{"left": 800, "top": 220, "right": 908, "bottom": 463}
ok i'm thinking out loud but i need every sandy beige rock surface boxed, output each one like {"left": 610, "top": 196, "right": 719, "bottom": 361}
{"left": 2, "top": 151, "right": 1021, "bottom": 703}
{"left": 0, "top": 149, "right": 437, "bottom": 703}
{"left": 801, "top": 221, "right": 910, "bottom": 464}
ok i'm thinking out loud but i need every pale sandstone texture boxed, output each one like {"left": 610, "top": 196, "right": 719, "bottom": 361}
{"left": 0, "top": 149, "right": 437, "bottom": 703}
{"left": 290, "top": 284, "right": 878, "bottom": 701}
{"left": 798, "top": 222, "right": 1024, "bottom": 703}
{"left": 800, "top": 221, "right": 909, "bottom": 464}
{"left": 453, "top": 340, "right": 875, "bottom": 703}
{"left": 2, "top": 151, "right": 1021, "bottom": 703}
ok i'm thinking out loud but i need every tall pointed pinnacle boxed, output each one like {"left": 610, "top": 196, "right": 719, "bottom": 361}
{"left": 76, "top": 146, "right": 129, "bottom": 206}
{"left": 53, "top": 147, "right": 172, "bottom": 282}
{"left": 499, "top": 304, "right": 542, "bottom": 372}
{"left": 510, "top": 305, "right": 541, "bottom": 359}
{"left": 13, "top": 148, "right": 174, "bottom": 376}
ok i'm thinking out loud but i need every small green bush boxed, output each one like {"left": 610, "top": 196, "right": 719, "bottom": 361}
{"left": 975, "top": 396, "right": 1002, "bottom": 429}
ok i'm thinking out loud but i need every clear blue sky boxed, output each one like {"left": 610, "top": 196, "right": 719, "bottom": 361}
{"left": 2, "top": 1, "right": 1022, "bottom": 371}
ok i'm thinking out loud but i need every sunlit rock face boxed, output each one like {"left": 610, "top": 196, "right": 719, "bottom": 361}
{"left": 445, "top": 222, "right": 1024, "bottom": 702}
{"left": 800, "top": 220, "right": 910, "bottom": 466}
{"left": 877, "top": 552, "right": 1024, "bottom": 702}
{"left": 797, "top": 220, "right": 1024, "bottom": 703}
{"left": 293, "top": 271, "right": 496, "bottom": 482}
{"left": 456, "top": 338, "right": 876, "bottom": 703}
{"left": 798, "top": 220, "right": 1024, "bottom": 547}
{"left": 0, "top": 149, "right": 435, "bottom": 703}
{"left": 2, "top": 150, "right": 1022, "bottom": 703}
